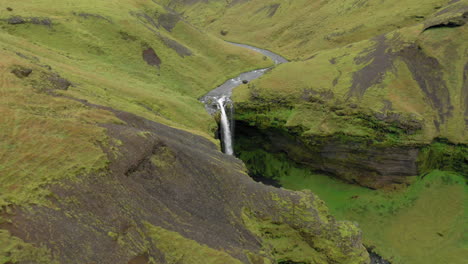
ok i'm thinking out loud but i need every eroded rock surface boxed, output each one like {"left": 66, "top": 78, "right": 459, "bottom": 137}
{"left": 1, "top": 103, "right": 370, "bottom": 264}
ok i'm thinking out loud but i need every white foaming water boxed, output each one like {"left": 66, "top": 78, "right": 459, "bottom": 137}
{"left": 217, "top": 97, "right": 233, "bottom": 155}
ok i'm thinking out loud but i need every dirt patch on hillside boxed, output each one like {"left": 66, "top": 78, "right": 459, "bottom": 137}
{"left": 349, "top": 35, "right": 394, "bottom": 98}
{"left": 142, "top": 48, "right": 162, "bottom": 67}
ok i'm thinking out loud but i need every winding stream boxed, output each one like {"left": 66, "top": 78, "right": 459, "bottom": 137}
{"left": 200, "top": 42, "right": 288, "bottom": 155}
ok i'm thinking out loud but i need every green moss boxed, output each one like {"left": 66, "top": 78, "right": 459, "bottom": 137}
{"left": 144, "top": 222, "right": 243, "bottom": 264}
{"left": 418, "top": 140, "right": 468, "bottom": 176}
{"left": 242, "top": 208, "right": 328, "bottom": 264}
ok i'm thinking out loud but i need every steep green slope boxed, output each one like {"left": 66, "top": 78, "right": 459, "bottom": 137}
{"left": 0, "top": 0, "right": 271, "bottom": 223}
{"left": 0, "top": 0, "right": 271, "bottom": 139}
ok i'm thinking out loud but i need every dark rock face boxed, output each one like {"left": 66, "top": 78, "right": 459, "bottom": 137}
{"left": 235, "top": 121, "right": 420, "bottom": 189}
{"left": 7, "top": 16, "right": 26, "bottom": 24}
{"left": 142, "top": 48, "right": 162, "bottom": 67}
{"left": 1, "top": 103, "right": 369, "bottom": 264}
{"left": 6, "top": 16, "right": 52, "bottom": 26}
{"left": 11, "top": 66, "right": 33, "bottom": 78}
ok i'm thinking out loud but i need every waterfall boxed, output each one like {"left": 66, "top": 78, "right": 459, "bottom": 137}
{"left": 217, "top": 97, "right": 234, "bottom": 155}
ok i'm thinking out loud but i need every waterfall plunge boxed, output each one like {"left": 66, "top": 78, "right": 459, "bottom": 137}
{"left": 217, "top": 97, "right": 234, "bottom": 155}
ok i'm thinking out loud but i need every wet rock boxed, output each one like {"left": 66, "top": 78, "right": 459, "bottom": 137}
{"left": 142, "top": 48, "right": 162, "bottom": 67}
{"left": 242, "top": 80, "right": 249, "bottom": 84}
{"left": 11, "top": 67, "right": 33, "bottom": 78}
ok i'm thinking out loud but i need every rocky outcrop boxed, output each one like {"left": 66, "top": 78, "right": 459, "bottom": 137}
{"left": 1, "top": 103, "right": 370, "bottom": 264}
{"left": 235, "top": 121, "right": 420, "bottom": 189}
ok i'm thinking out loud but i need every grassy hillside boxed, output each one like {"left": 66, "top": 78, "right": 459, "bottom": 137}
{"left": 0, "top": 0, "right": 272, "bottom": 206}
{"left": 0, "top": 0, "right": 271, "bottom": 138}
{"left": 163, "top": 0, "right": 453, "bottom": 59}
{"left": 0, "top": 0, "right": 280, "bottom": 262}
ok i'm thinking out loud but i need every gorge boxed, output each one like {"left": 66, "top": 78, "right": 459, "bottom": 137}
{"left": 0, "top": 0, "right": 467, "bottom": 264}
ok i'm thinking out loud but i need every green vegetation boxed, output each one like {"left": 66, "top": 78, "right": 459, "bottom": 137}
{"left": 1, "top": 0, "right": 467, "bottom": 263}
{"left": 163, "top": 0, "right": 451, "bottom": 59}
{"left": 237, "top": 147, "right": 468, "bottom": 264}
{"left": 145, "top": 222, "right": 244, "bottom": 264}
{"left": 418, "top": 140, "right": 468, "bottom": 175}
{"left": 0, "top": 0, "right": 271, "bottom": 139}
